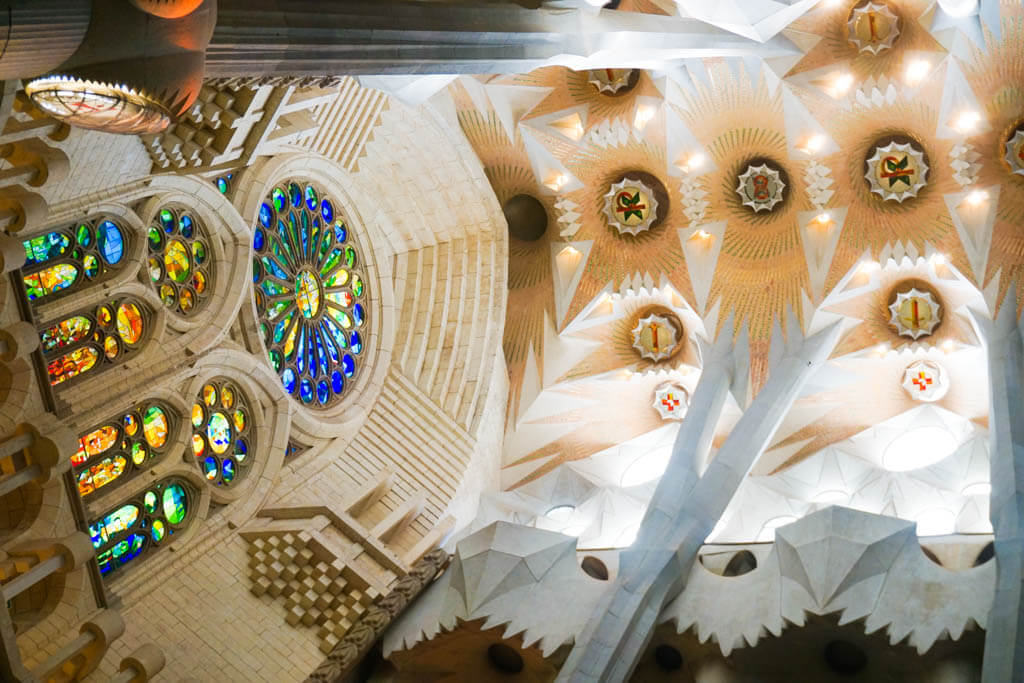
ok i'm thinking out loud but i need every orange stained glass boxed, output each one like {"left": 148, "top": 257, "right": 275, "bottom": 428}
{"left": 233, "top": 409, "right": 246, "bottom": 432}
{"left": 124, "top": 413, "right": 139, "bottom": 436}
{"left": 202, "top": 384, "right": 217, "bottom": 407}
{"left": 191, "top": 270, "right": 207, "bottom": 294}
{"left": 221, "top": 386, "right": 234, "bottom": 410}
{"left": 116, "top": 303, "right": 144, "bottom": 345}
{"left": 191, "top": 403, "right": 204, "bottom": 428}
{"left": 104, "top": 335, "right": 119, "bottom": 359}
{"left": 78, "top": 455, "right": 127, "bottom": 496}
{"left": 143, "top": 405, "right": 168, "bottom": 449}
{"left": 96, "top": 305, "right": 113, "bottom": 328}
{"left": 82, "top": 425, "right": 119, "bottom": 457}
{"left": 49, "top": 346, "right": 99, "bottom": 385}
{"left": 164, "top": 240, "right": 191, "bottom": 283}
{"left": 191, "top": 433, "right": 205, "bottom": 457}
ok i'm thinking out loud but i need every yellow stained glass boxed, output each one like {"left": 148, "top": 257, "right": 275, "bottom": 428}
{"left": 191, "top": 433, "right": 205, "bottom": 456}
{"left": 202, "top": 384, "right": 217, "bottom": 407}
{"left": 191, "top": 403, "right": 204, "bottom": 428}
{"left": 116, "top": 302, "right": 144, "bottom": 345}
{"left": 82, "top": 425, "right": 119, "bottom": 457}
{"left": 164, "top": 240, "right": 191, "bottom": 283}
{"left": 191, "top": 270, "right": 207, "bottom": 294}
{"left": 124, "top": 413, "right": 139, "bottom": 436}
{"left": 49, "top": 346, "right": 99, "bottom": 385}
{"left": 143, "top": 405, "right": 168, "bottom": 449}
{"left": 221, "top": 386, "right": 234, "bottom": 410}
{"left": 104, "top": 335, "right": 119, "bottom": 359}
{"left": 233, "top": 409, "right": 246, "bottom": 432}
{"left": 295, "top": 271, "right": 321, "bottom": 319}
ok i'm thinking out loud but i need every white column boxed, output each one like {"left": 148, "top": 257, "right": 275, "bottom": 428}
{"left": 559, "top": 316, "right": 842, "bottom": 682}
{"left": 970, "top": 287, "right": 1024, "bottom": 683}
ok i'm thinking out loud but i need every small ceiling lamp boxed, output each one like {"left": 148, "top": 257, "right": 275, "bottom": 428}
{"left": 937, "top": 0, "right": 979, "bottom": 17}
{"left": 830, "top": 72, "right": 855, "bottom": 97}
{"left": 964, "top": 189, "right": 989, "bottom": 206}
{"left": 952, "top": 110, "right": 981, "bottom": 134}
{"left": 904, "top": 59, "right": 931, "bottom": 86}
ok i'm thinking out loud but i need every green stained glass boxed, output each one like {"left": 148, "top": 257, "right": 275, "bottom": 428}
{"left": 25, "top": 263, "right": 78, "bottom": 300}
{"left": 274, "top": 310, "right": 295, "bottom": 344}
{"left": 272, "top": 187, "right": 287, "bottom": 212}
{"left": 23, "top": 232, "right": 70, "bottom": 265}
{"left": 344, "top": 246, "right": 357, "bottom": 268}
{"left": 266, "top": 300, "right": 290, "bottom": 320}
{"left": 76, "top": 224, "right": 92, "bottom": 246}
{"left": 144, "top": 490, "right": 158, "bottom": 513}
{"left": 143, "top": 406, "right": 168, "bottom": 449}
{"left": 192, "top": 240, "right": 207, "bottom": 265}
{"left": 147, "top": 227, "right": 162, "bottom": 250}
{"left": 261, "top": 279, "right": 289, "bottom": 297}
{"left": 94, "top": 504, "right": 140, "bottom": 547}
{"left": 352, "top": 276, "right": 364, "bottom": 297}
{"left": 328, "top": 308, "right": 352, "bottom": 330}
{"left": 283, "top": 319, "right": 299, "bottom": 359}
{"left": 323, "top": 268, "right": 348, "bottom": 288}
{"left": 83, "top": 253, "right": 99, "bottom": 278}
{"left": 164, "top": 240, "right": 190, "bottom": 283}
{"left": 162, "top": 484, "right": 187, "bottom": 525}
{"left": 320, "top": 248, "right": 342, "bottom": 277}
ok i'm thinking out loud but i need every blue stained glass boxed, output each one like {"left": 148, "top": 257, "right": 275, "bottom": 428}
{"left": 299, "top": 378, "right": 314, "bottom": 403}
{"left": 300, "top": 210, "right": 309, "bottom": 257}
{"left": 325, "top": 319, "right": 348, "bottom": 351}
{"left": 217, "top": 177, "right": 229, "bottom": 194}
{"left": 319, "top": 324, "right": 340, "bottom": 364}
{"left": 23, "top": 232, "right": 70, "bottom": 265}
{"left": 97, "top": 221, "right": 124, "bottom": 265}
{"left": 305, "top": 185, "right": 318, "bottom": 211}
{"left": 321, "top": 200, "right": 334, "bottom": 222}
{"left": 289, "top": 182, "right": 302, "bottom": 208}
{"left": 306, "top": 328, "right": 317, "bottom": 379}
{"left": 222, "top": 459, "right": 235, "bottom": 483}
{"left": 235, "top": 439, "right": 247, "bottom": 460}
{"left": 160, "top": 210, "right": 175, "bottom": 233}
{"left": 180, "top": 214, "right": 194, "bottom": 238}
{"left": 296, "top": 326, "right": 306, "bottom": 375}
{"left": 334, "top": 222, "right": 347, "bottom": 243}
{"left": 259, "top": 203, "right": 273, "bottom": 228}
{"left": 353, "top": 303, "right": 365, "bottom": 327}
{"left": 202, "top": 456, "right": 218, "bottom": 481}
{"left": 254, "top": 227, "right": 265, "bottom": 251}
{"left": 331, "top": 370, "right": 344, "bottom": 394}
{"left": 282, "top": 367, "right": 296, "bottom": 394}
{"left": 342, "top": 354, "right": 355, "bottom": 378}
{"left": 316, "top": 380, "right": 329, "bottom": 405}
{"left": 261, "top": 256, "right": 288, "bottom": 280}
{"left": 252, "top": 258, "right": 262, "bottom": 283}
{"left": 315, "top": 332, "right": 330, "bottom": 377}
{"left": 350, "top": 331, "right": 362, "bottom": 354}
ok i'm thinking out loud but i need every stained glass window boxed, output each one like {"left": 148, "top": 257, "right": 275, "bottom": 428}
{"left": 90, "top": 478, "right": 192, "bottom": 578}
{"left": 147, "top": 205, "right": 213, "bottom": 316}
{"left": 252, "top": 180, "right": 368, "bottom": 408}
{"left": 21, "top": 217, "right": 127, "bottom": 302}
{"left": 190, "top": 378, "right": 254, "bottom": 487}
{"left": 72, "top": 401, "right": 174, "bottom": 498}
{"left": 40, "top": 298, "right": 150, "bottom": 386}
{"left": 214, "top": 173, "right": 234, "bottom": 195}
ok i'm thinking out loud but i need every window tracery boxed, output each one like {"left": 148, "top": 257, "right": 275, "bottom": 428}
{"left": 146, "top": 204, "right": 214, "bottom": 316}
{"left": 252, "top": 180, "right": 368, "bottom": 407}
{"left": 190, "top": 378, "right": 255, "bottom": 487}
{"left": 21, "top": 217, "right": 127, "bottom": 302}
{"left": 88, "top": 478, "right": 193, "bottom": 577}
{"left": 72, "top": 401, "right": 174, "bottom": 498}
{"left": 41, "top": 298, "right": 150, "bottom": 386}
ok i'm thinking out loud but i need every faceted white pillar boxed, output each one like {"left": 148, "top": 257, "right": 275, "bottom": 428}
{"left": 969, "top": 287, "right": 1024, "bottom": 683}
{"left": 559, "top": 316, "right": 842, "bottom": 682}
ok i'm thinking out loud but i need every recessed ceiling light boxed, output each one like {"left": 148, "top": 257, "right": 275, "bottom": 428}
{"left": 953, "top": 110, "right": 981, "bottom": 134}
{"left": 905, "top": 59, "right": 931, "bottom": 85}
{"left": 831, "top": 73, "right": 854, "bottom": 97}
{"left": 965, "top": 189, "right": 988, "bottom": 205}
{"left": 546, "top": 505, "right": 576, "bottom": 522}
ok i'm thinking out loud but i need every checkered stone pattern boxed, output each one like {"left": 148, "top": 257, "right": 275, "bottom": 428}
{"left": 246, "top": 532, "right": 381, "bottom": 654}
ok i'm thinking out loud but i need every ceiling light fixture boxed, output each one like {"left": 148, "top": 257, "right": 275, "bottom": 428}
{"left": 545, "top": 505, "right": 576, "bottom": 522}
{"left": 965, "top": 188, "right": 988, "bottom": 205}
{"left": 831, "top": 72, "right": 855, "bottom": 97}
{"left": 942, "top": 339, "right": 955, "bottom": 353}
{"left": 814, "top": 212, "right": 831, "bottom": 226}
{"left": 801, "top": 134, "right": 826, "bottom": 155}
{"left": 953, "top": 110, "right": 981, "bottom": 134}
{"left": 905, "top": 59, "right": 931, "bottom": 85}
{"left": 681, "top": 152, "right": 706, "bottom": 173}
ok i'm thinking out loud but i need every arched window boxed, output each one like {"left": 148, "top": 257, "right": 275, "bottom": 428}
{"left": 189, "top": 378, "right": 255, "bottom": 487}
{"left": 251, "top": 180, "right": 368, "bottom": 407}
{"left": 146, "top": 204, "right": 214, "bottom": 316}
{"left": 40, "top": 297, "right": 150, "bottom": 386}
{"left": 21, "top": 217, "right": 127, "bottom": 302}
{"left": 72, "top": 401, "right": 174, "bottom": 498}
{"left": 89, "top": 478, "right": 193, "bottom": 578}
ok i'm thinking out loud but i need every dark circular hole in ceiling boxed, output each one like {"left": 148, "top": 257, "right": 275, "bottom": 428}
{"left": 654, "top": 644, "right": 684, "bottom": 671}
{"left": 974, "top": 541, "right": 994, "bottom": 566}
{"left": 503, "top": 194, "right": 548, "bottom": 242}
{"left": 581, "top": 555, "right": 609, "bottom": 580}
{"left": 723, "top": 550, "right": 758, "bottom": 577}
{"left": 824, "top": 639, "right": 868, "bottom": 675}
{"left": 488, "top": 642, "right": 524, "bottom": 674}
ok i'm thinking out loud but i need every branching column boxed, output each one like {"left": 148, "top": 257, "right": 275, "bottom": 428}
{"left": 558, "top": 317, "right": 842, "bottom": 682}
{"left": 971, "top": 289, "right": 1024, "bottom": 683}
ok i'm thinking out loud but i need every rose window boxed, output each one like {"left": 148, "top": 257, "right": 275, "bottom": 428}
{"left": 190, "top": 379, "right": 254, "bottom": 487}
{"left": 252, "top": 181, "right": 368, "bottom": 407}
{"left": 147, "top": 205, "right": 212, "bottom": 315}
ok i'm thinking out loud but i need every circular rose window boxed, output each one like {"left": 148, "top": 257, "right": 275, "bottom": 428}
{"left": 252, "top": 181, "right": 368, "bottom": 407}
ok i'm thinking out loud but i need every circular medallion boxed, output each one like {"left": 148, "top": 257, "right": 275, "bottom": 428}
{"left": 603, "top": 178, "right": 660, "bottom": 236}
{"left": 1004, "top": 125, "right": 1024, "bottom": 176}
{"left": 631, "top": 313, "right": 682, "bottom": 362}
{"left": 25, "top": 75, "right": 171, "bottom": 135}
{"left": 901, "top": 360, "right": 950, "bottom": 402}
{"left": 653, "top": 384, "right": 690, "bottom": 421}
{"left": 587, "top": 69, "right": 638, "bottom": 96}
{"left": 888, "top": 287, "right": 941, "bottom": 339}
{"left": 865, "top": 140, "right": 928, "bottom": 202}
{"left": 847, "top": 2, "right": 900, "bottom": 55}
{"left": 252, "top": 180, "right": 368, "bottom": 408}
{"left": 735, "top": 163, "right": 786, "bottom": 213}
